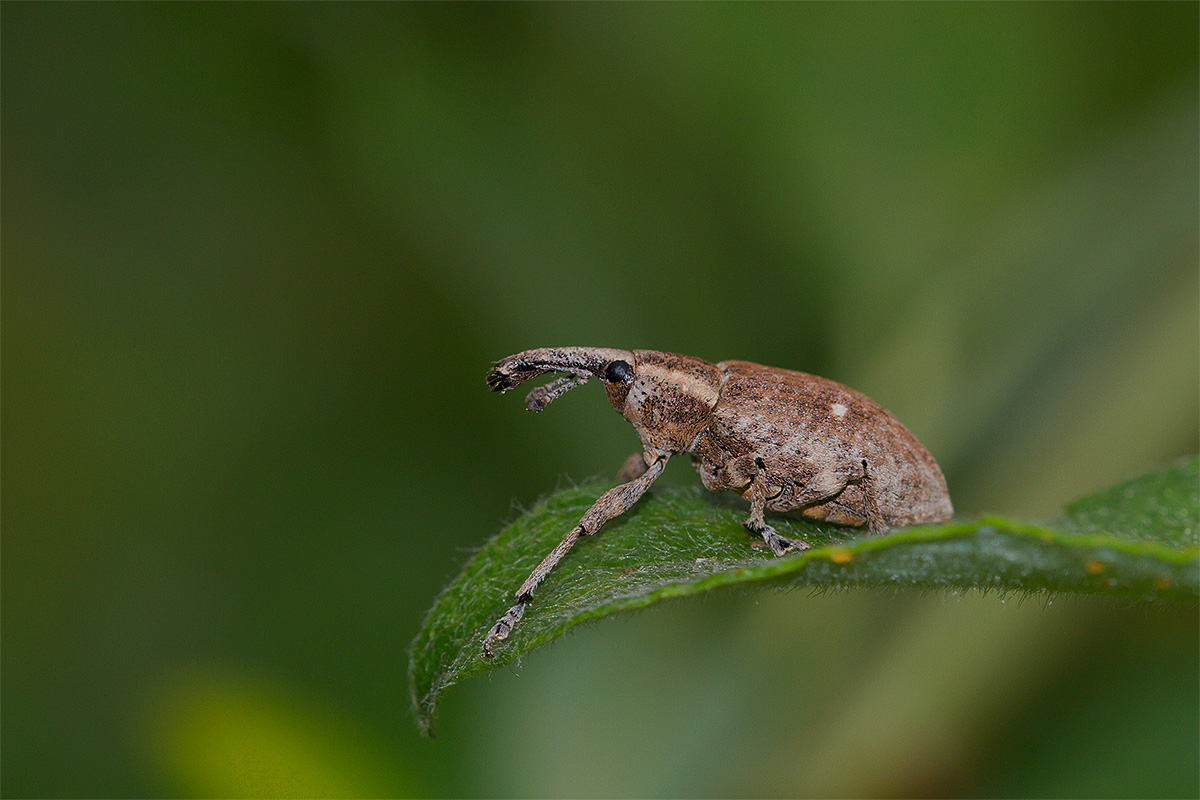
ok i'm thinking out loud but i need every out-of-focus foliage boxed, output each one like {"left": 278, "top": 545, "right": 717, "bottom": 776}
{"left": 3, "top": 3, "right": 1196, "bottom": 798}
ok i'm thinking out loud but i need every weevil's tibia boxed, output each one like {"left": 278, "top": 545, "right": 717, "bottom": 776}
{"left": 482, "top": 453, "right": 669, "bottom": 657}
{"left": 856, "top": 460, "right": 887, "bottom": 534}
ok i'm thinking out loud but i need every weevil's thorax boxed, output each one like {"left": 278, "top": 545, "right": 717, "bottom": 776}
{"left": 614, "top": 350, "right": 722, "bottom": 453}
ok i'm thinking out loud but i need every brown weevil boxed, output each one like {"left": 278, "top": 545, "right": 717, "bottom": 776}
{"left": 482, "top": 346, "right": 952, "bottom": 657}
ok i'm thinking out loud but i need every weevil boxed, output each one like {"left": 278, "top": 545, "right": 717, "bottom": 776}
{"left": 481, "top": 347, "right": 952, "bottom": 657}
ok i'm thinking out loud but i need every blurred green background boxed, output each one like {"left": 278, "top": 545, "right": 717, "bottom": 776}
{"left": 3, "top": 3, "right": 1197, "bottom": 797}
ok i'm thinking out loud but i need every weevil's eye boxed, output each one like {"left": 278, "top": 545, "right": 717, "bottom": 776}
{"left": 604, "top": 360, "right": 632, "bottom": 384}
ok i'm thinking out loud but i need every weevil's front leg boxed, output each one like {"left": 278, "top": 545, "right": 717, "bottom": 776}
{"left": 482, "top": 453, "right": 670, "bottom": 657}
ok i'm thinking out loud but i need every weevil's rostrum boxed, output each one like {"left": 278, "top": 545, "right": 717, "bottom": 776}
{"left": 481, "top": 346, "right": 952, "bottom": 657}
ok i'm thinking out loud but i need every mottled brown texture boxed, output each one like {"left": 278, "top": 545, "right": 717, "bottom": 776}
{"left": 481, "top": 346, "right": 953, "bottom": 655}
{"left": 692, "top": 360, "right": 952, "bottom": 528}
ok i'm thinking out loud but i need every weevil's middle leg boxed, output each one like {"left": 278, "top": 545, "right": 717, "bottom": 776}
{"left": 482, "top": 453, "right": 670, "bottom": 657}
{"left": 743, "top": 459, "right": 809, "bottom": 556}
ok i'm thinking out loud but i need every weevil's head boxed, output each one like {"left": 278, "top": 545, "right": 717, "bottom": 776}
{"left": 487, "top": 347, "right": 722, "bottom": 452}
{"left": 615, "top": 350, "right": 722, "bottom": 453}
{"left": 487, "top": 346, "right": 635, "bottom": 410}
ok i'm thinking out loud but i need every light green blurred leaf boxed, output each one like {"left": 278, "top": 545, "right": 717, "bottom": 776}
{"left": 410, "top": 456, "right": 1198, "bottom": 736}
{"left": 142, "top": 668, "right": 411, "bottom": 798}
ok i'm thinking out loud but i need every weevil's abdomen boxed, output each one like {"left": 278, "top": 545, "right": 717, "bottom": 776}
{"left": 705, "top": 360, "right": 952, "bottom": 528}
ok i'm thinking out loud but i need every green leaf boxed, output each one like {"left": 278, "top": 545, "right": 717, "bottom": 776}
{"left": 409, "top": 456, "right": 1199, "bottom": 736}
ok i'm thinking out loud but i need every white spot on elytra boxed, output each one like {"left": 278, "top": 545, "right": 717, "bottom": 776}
{"left": 831, "top": 403, "right": 848, "bottom": 418}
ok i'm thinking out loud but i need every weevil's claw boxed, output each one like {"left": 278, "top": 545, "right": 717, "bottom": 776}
{"left": 764, "top": 528, "right": 809, "bottom": 556}
{"left": 482, "top": 599, "right": 527, "bottom": 658}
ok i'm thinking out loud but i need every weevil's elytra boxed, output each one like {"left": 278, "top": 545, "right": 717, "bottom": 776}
{"left": 480, "top": 346, "right": 952, "bottom": 657}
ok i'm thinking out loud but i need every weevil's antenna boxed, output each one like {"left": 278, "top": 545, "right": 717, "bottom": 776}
{"left": 524, "top": 374, "right": 589, "bottom": 412}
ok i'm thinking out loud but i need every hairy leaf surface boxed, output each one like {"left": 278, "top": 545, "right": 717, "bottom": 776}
{"left": 410, "top": 456, "right": 1198, "bottom": 736}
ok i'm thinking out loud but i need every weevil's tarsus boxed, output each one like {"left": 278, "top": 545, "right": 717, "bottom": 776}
{"left": 482, "top": 453, "right": 669, "bottom": 657}
{"left": 482, "top": 599, "right": 526, "bottom": 659}
{"left": 763, "top": 527, "right": 807, "bottom": 556}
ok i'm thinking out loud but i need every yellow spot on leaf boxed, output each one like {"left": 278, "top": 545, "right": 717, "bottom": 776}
{"left": 1085, "top": 560, "right": 1106, "bottom": 575}
{"left": 829, "top": 550, "right": 854, "bottom": 564}
{"left": 1154, "top": 576, "right": 1172, "bottom": 591}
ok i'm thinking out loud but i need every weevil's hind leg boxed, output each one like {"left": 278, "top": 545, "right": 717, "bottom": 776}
{"left": 857, "top": 459, "right": 887, "bottom": 535}
{"left": 482, "top": 453, "right": 670, "bottom": 658}
{"left": 784, "top": 459, "right": 888, "bottom": 534}
{"left": 743, "top": 460, "right": 809, "bottom": 556}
